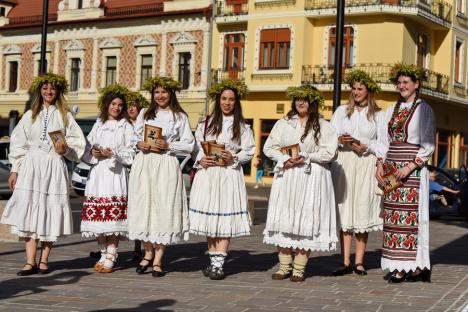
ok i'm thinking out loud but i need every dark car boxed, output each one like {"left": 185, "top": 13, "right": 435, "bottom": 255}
{"left": 428, "top": 165, "right": 468, "bottom": 219}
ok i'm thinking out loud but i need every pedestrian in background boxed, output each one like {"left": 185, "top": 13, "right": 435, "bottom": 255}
{"left": 330, "top": 70, "right": 385, "bottom": 276}
{"left": 1, "top": 73, "right": 86, "bottom": 276}
{"left": 189, "top": 79, "right": 255, "bottom": 280}
{"left": 80, "top": 85, "right": 135, "bottom": 273}
{"left": 127, "top": 76, "right": 194, "bottom": 277}
{"left": 263, "top": 85, "right": 338, "bottom": 282}
{"left": 254, "top": 154, "right": 265, "bottom": 188}
{"left": 376, "top": 63, "right": 435, "bottom": 283}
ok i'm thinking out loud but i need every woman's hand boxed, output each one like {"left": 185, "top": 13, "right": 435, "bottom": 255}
{"left": 338, "top": 134, "right": 354, "bottom": 145}
{"left": 155, "top": 139, "right": 168, "bottom": 151}
{"left": 290, "top": 156, "right": 305, "bottom": 166}
{"left": 91, "top": 147, "right": 103, "bottom": 158}
{"left": 137, "top": 141, "right": 151, "bottom": 153}
{"left": 283, "top": 158, "right": 295, "bottom": 169}
{"left": 351, "top": 142, "right": 367, "bottom": 155}
{"left": 54, "top": 141, "right": 67, "bottom": 155}
{"left": 376, "top": 163, "right": 385, "bottom": 186}
{"left": 8, "top": 172, "right": 17, "bottom": 191}
{"left": 220, "top": 150, "right": 234, "bottom": 166}
{"left": 100, "top": 148, "right": 113, "bottom": 159}
{"left": 395, "top": 165, "right": 413, "bottom": 181}
{"left": 199, "top": 156, "right": 216, "bottom": 169}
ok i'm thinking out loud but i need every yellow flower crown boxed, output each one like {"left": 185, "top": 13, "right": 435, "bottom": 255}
{"left": 31, "top": 73, "right": 69, "bottom": 94}
{"left": 345, "top": 69, "right": 382, "bottom": 93}
{"left": 97, "top": 84, "right": 131, "bottom": 109}
{"left": 143, "top": 76, "right": 182, "bottom": 93}
{"left": 389, "top": 62, "right": 427, "bottom": 84}
{"left": 286, "top": 85, "right": 324, "bottom": 106}
{"left": 208, "top": 79, "right": 248, "bottom": 101}
{"left": 126, "top": 91, "right": 149, "bottom": 108}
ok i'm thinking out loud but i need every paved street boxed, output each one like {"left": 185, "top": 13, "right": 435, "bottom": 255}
{"left": 0, "top": 185, "right": 467, "bottom": 312}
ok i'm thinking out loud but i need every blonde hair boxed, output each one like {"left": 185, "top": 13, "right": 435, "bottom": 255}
{"left": 346, "top": 87, "right": 381, "bottom": 121}
{"left": 31, "top": 85, "right": 70, "bottom": 127}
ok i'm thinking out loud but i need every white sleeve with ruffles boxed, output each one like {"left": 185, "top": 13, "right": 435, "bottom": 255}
{"left": 263, "top": 119, "right": 291, "bottom": 172}
{"left": 414, "top": 103, "right": 435, "bottom": 167}
{"left": 367, "top": 110, "right": 389, "bottom": 158}
{"left": 63, "top": 112, "right": 86, "bottom": 162}
{"left": 9, "top": 111, "right": 32, "bottom": 173}
{"left": 130, "top": 109, "right": 145, "bottom": 149}
{"left": 193, "top": 121, "right": 206, "bottom": 162}
{"left": 81, "top": 120, "right": 100, "bottom": 165}
{"left": 330, "top": 105, "right": 346, "bottom": 136}
{"left": 112, "top": 122, "right": 136, "bottom": 166}
{"left": 231, "top": 125, "right": 256, "bottom": 169}
{"left": 299, "top": 119, "right": 338, "bottom": 164}
{"left": 168, "top": 114, "right": 195, "bottom": 155}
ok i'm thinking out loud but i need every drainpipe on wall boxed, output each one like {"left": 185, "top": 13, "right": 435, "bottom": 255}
{"left": 204, "top": 0, "right": 216, "bottom": 119}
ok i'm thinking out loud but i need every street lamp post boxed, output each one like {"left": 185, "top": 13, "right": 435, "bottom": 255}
{"left": 332, "top": 0, "right": 346, "bottom": 112}
{"left": 39, "top": 0, "right": 49, "bottom": 75}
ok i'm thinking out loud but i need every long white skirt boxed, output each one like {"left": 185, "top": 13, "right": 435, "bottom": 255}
{"left": 127, "top": 152, "right": 189, "bottom": 245}
{"left": 331, "top": 150, "right": 383, "bottom": 233}
{"left": 80, "top": 160, "right": 128, "bottom": 238}
{"left": 263, "top": 163, "right": 338, "bottom": 251}
{"left": 1, "top": 148, "right": 73, "bottom": 242}
{"left": 189, "top": 166, "right": 250, "bottom": 238}
{"left": 381, "top": 167, "right": 431, "bottom": 272}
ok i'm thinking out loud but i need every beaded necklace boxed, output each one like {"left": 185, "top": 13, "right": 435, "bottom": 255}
{"left": 40, "top": 106, "right": 51, "bottom": 142}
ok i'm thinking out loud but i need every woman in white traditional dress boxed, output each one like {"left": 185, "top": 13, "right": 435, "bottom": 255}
{"left": 263, "top": 85, "right": 338, "bottom": 282}
{"left": 81, "top": 85, "right": 135, "bottom": 273}
{"left": 376, "top": 63, "right": 435, "bottom": 283}
{"left": 189, "top": 79, "right": 255, "bottom": 280}
{"left": 1, "top": 73, "right": 86, "bottom": 276}
{"left": 330, "top": 70, "right": 385, "bottom": 276}
{"left": 127, "top": 76, "right": 194, "bottom": 277}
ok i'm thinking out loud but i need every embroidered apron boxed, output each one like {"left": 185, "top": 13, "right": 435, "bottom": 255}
{"left": 382, "top": 102, "right": 421, "bottom": 262}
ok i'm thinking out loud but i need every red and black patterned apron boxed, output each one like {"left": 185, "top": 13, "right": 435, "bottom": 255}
{"left": 382, "top": 102, "right": 421, "bottom": 262}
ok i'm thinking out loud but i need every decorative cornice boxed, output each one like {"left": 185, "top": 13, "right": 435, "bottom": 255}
{"left": 32, "top": 43, "right": 52, "bottom": 53}
{"left": 170, "top": 31, "right": 197, "bottom": 45}
{"left": 2, "top": 44, "right": 21, "bottom": 55}
{"left": 64, "top": 39, "right": 85, "bottom": 51}
{"left": 133, "top": 36, "right": 158, "bottom": 47}
{"left": 98, "top": 37, "right": 122, "bottom": 49}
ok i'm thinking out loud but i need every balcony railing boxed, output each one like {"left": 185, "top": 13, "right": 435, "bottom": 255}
{"left": 216, "top": 1, "right": 249, "bottom": 16}
{"left": 105, "top": 3, "right": 164, "bottom": 17}
{"left": 302, "top": 63, "right": 449, "bottom": 95}
{"left": 211, "top": 68, "right": 246, "bottom": 83}
{"left": 304, "top": 0, "right": 452, "bottom": 24}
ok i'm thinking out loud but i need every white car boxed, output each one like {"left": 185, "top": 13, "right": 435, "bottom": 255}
{"left": 71, "top": 154, "right": 194, "bottom": 196}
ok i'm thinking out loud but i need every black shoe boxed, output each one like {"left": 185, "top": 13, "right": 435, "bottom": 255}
{"left": 388, "top": 272, "right": 407, "bottom": 283}
{"left": 202, "top": 265, "right": 212, "bottom": 277}
{"left": 332, "top": 264, "right": 352, "bottom": 276}
{"left": 354, "top": 263, "right": 367, "bottom": 276}
{"left": 136, "top": 258, "right": 152, "bottom": 274}
{"left": 38, "top": 262, "right": 50, "bottom": 275}
{"left": 89, "top": 251, "right": 102, "bottom": 259}
{"left": 209, "top": 267, "right": 225, "bottom": 280}
{"left": 17, "top": 263, "right": 38, "bottom": 276}
{"left": 151, "top": 265, "right": 165, "bottom": 278}
{"left": 405, "top": 269, "right": 431, "bottom": 283}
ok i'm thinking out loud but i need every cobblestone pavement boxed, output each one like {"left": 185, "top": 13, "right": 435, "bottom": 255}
{"left": 0, "top": 186, "right": 467, "bottom": 312}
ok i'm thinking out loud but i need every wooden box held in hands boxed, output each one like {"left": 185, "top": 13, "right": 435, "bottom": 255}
{"left": 281, "top": 143, "right": 300, "bottom": 158}
{"left": 381, "top": 172, "right": 403, "bottom": 195}
{"left": 48, "top": 130, "right": 68, "bottom": 152}
{"left": 208, "top": 142, "right": 226, "bottom": 166}
{"left": 201, "top": 140, "right": 216, "bottom": 155}
{"left": 144, "top": 124, "right": 163, "bottom": 152}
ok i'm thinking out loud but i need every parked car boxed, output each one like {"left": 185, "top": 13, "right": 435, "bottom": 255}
{"left": 71, "top": 154, "right": 195, "bottom": 196}
{"left": 428, "top": 165, "right": 468, "bottom": 219}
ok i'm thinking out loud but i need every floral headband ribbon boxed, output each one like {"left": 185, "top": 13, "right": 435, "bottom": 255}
{"left": 345, "top": 69, "right": 382, "bottom": 93}
{"left": 126, "top": 90, "right": 149, "bottom": 108}
{"left": 208, "top": 79, "right": 248, "bottom": 101}
{"left": 143, "top": 76, "right": 182, "bottom": 93}
{"left": 31, "top": 73, "right": 69, "bottom": 94}
{"left": 389, "top": 62, "right": 427, "bottom": 84}
{"left": 286, "top": 85, "right": 324, "bottom": 107}
{"left": 97, "top": 84, "right": 131, "bottom": 109}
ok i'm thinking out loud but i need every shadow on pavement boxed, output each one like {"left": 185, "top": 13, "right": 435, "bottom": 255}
{"left": 89, "top": 299, "right": 176, "bottom": 312}
{"left": 0, "top": 271, "right": 90, "bottom": 301}
{"left": 431, "top": 233, "right": 468, "bottom": 266}
{"left": 0, "top": 239, "right": 96, "bottom": 257}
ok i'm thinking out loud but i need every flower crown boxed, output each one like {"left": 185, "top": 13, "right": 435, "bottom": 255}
{"left": 97, "top": 84, "right": 131, "bottom": 109}
{"left": 345, "top": 69, "right": 382, "bottom": 93}
{"left": 143, "top": 76, "right": 182, "bottom": 93}
{"left": 389, "top": 63, "right": 427, "bottom": 84}
{"left": 126, "top": 90, "right": 149, "bottom": 108}
{"left": 286, "top": 85, "right": 324, "bottom": 107}
{"left": 31, "top": 73, "right": 69, "bottom": 94}
{"left": 208, "top": 79, "right": 248, "bottom": 101}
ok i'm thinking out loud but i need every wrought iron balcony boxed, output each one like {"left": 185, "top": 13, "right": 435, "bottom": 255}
{"left": 211, "top": 68, "right": 246, "bottom": 83}
{"left": 304, "top": 0, "right": 452, "bottom": 25}
{"left": 302, "top": 64, "right": 449, "bottom": 95}
{"left": 216, "top": 1, "right": 249, "bottom": 16}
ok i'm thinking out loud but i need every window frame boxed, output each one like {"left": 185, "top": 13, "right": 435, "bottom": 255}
{"left": 178, "top": 52, "right": 191, "bottom": 90}
{"left": 259, "top": 28, "right": 291, "bottom": 70}
{"left": 328, "top": 26, "right": 354, "bottom": 67}
{"left": 105, "top": 56, "right": 117, "bottom": 87}
{"left": 8, "top": 61, "right": 19, "bottom": 93}
{"left": 70, "top": 58, "right": 81, "bottom": 92}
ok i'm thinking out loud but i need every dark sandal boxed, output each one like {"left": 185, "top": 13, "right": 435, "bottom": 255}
{"left": 17, "top": 263, "right": 38, "bottom": 276}
{"left": 136, "top": 257, "right": 153, "bottom": 274}
{"left": 151, "top": 264, "right": 165, "bottom": 278}
{"left": 388, "top": 271, "right": 407, "bottom": 283}
{"left": 405, "top": 269, "right": 431, "bottom": 283}
{"left": 332, "top": 264, "right": 352, "bottom": 276}
{"left": 354, "top": 263, "right": 367, "bottom": 276}
{"left": 271, "top": 270, "right": 292, "bottom": 280}
{"left": 38, "top": 261, "right": 50, "bottom": 275}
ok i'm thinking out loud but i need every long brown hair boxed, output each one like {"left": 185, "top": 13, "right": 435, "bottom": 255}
{"left": 286, "top": 97, "right": 321, "bottom": 144}
{"left": 346, "top": 84, "right": 381, "bottom": 121}
{"left": 144, "top": 87, "right": 187, "bottom": 120}
{"left": 31, "top": 84, "right": 69, "bottom": 127}
{"left": 99, "top": 93, "right": 128, "bottom": 123}
{"left": 206, "top": 88, "right": 246, "bottom": 143}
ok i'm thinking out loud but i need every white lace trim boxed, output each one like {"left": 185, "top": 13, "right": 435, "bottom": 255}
{"left": 81, "top": 231, "right": 128, "bottom": 238}
{"left": 381, "top": 257, "right": 430, "bottom": 273}
{"left": 263, "top": 231, "right": 337, "bottom": 252}
{"left": 340, "top": 224, "right": 383, "bottom": 233}
{"left": 10, "top": 226, "right": 64, "bottom": 242}
{"left": 128, "top": 231, "right": 189, "bottom": 245}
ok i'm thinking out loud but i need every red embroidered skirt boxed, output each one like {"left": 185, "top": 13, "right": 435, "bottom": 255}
{"left": 382, "top": 142, "right": 420, "bottom": 262}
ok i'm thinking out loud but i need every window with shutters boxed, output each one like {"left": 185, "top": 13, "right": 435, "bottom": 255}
{"left": 259, "top": 28, "right": 291, "bottom": 70}
{"left": 223, "top": 33, "right": 245, "bottom": 79}
{"left": 328, "top": 26, "right": 354, "bottom": 67}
